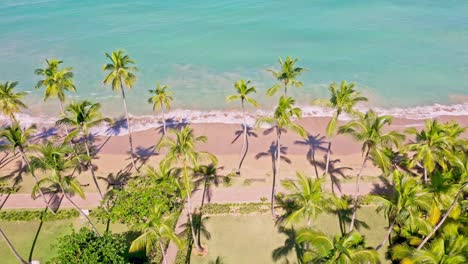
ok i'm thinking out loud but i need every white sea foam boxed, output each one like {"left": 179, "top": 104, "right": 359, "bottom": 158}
{"left": 2, "top": 103, "right": 467, "bottom": 136}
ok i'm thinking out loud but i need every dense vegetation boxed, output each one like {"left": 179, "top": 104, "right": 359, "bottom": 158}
{"left": 0, "top": 53, "right": 466, "bottom": 263}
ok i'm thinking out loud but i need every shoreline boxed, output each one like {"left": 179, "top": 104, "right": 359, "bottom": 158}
{"left": 2, "top": 102, "right": 468, "bottom": 137}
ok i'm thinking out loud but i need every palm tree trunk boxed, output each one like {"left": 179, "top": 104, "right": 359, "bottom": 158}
{"left": 0, "top": 227, "right": 28, "bottom": 264}
{"left": 423, "top": 167, "right": 427, "bottom": 184}
{"left": 63, "top": 191, "right": 100, "bottom": 236}
{"left": 120, "top": 84, "right": 137, "bottom": 171}
{"left": 19, "top": 150, "right": 55, "bottom": 214}
{"left": 183, "top": 165, "right": 202, "bottom": 252}
{"left": 159, "top": 241, "right": 168, "bottom": 264}
{"left": 376, "top": 219, "right": 396, "bottom": 250}
{"left": 417, "top": 184, "right": 465, "bottom": 250}
{"left": 83, "top": 137, "right": 104, "bottom": 200}
{"left": 324, "top": 139, "right": 332, "bottom": 176}
{"left": 237, "top": 100, "right": 247, "bottom": 175}
{"left": 161, "top": 106, "right": 166, "bottom": 135}
{"left": 349, "top": 150, "right": 369, "bottom": 232}
{"left": 271, "top": 127, "right": 281, "bottom": 217}
{"left": 58, "top": 100, "right": 70, "bottom": 136}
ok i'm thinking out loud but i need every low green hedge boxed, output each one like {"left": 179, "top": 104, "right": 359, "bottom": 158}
{"left": 0, "top": 209, "right": 79, "bottom": 221}
{"left": 200, "top": 202, "right": 270, "bottom": 215}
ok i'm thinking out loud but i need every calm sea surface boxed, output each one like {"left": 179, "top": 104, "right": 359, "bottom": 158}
{"left": 1, "top": 0, "right": 467, "bottom": 116}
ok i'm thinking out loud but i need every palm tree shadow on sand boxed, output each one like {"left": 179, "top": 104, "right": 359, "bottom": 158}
{"left": 231, "top": 124, "right": 258, "bottom": 175}
{"left": 255, "top": 141, "right": 291, "bottom": 180}
{"left": 315, "top": 155, "right": 352, "bottom": 194}
{"left": 155, "top": 117, "right": 190, "bottom": 134}
{"left": 294, "top": 133, "right": 328, "bottom": 178}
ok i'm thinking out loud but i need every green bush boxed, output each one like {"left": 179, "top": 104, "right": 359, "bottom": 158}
{"left": 0, "top": 209, "right": 79, "bottom": 221}
{"left": 201, "top": 202, "right": 270, "bottom": 215}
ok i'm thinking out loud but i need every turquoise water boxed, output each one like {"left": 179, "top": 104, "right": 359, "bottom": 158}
{"left": 1, "top": 0, "right": 467, "bottom": 116}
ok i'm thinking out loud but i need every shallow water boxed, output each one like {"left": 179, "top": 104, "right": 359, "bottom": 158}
{"left": 1, "top": 0, "right": 467, "bottom": 117}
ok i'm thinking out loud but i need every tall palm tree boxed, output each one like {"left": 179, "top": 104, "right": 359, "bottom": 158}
{"left": 266, "top": 56, "right": 306, "bottom": 96}
{"left": 30, "top": 142, "right": 99, "bottom": 235}
{"left": 0, "top": 81, "right": 27, "bottom": 123}
{"left": 296, "top": 229, "right": 380, "bottom": 263}
{"left": 226, "top": 80, "right": 258, "bottom": 174}
{"left": 0, "top": 123, "right": 55, "bottom": 213}
{"left": 157, "top": 126, "right": 217, "bottom": 252}
{"left": 368, "top": 171, "right": 432, "bottom": 250}
{"left": 339, "top": 110, "right": 404, "bottom": 232}
{"left": 280, "top": 173, "right": 330, "bottom": 227}
{"left": 56, "top": 100, "right": 111, "bottom": 199}
{"left": 257, "top": 96, "right": 306, "bottom": 216}
{"left": 34, "top": 59, "right": 76, "bottom": 114}
{"left": 102, "top": 49, "right": 138, "bottom": 170}
{"left": 312, "top": 80, "right": 367, "bottom": 177}
{"left": 0, "top": 227, "right": 28, "bottom": 264}
{"left": 130, "top": 204, "right": 183, "bottom": 264}
{"left": 405, "top": 119, "right": 451, "bottom": 183}
{"left": 148, "top": 83, "right": 174, "bottom": 135}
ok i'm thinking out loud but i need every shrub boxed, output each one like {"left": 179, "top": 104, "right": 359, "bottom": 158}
{"left": 0, "top": 209, "right": 79, "bottom": 221}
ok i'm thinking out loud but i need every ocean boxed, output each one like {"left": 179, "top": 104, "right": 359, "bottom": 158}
{"left": 1, "top": 0, "right": 467, "bottom": 122}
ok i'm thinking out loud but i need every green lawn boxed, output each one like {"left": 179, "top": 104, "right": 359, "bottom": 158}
{"left": 191, "top": 206, "right": 388, "bottom": 264}
{"left": 0, "top": 217, "right": 127, "bottom": 264}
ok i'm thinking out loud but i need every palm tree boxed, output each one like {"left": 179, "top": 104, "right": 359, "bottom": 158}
{"left": 194, "top": 164, "right": 227, "bottom": 208}
{"left": 0, "top": 227, "right": 28, "bottom": 264}
{"left": 257, "top": 96, "right": 306, "bottom": 216}
{"left": 34, "top": 59, "right": 76, "bottom": 114}
{"left": 280, "top": 173, "right": 330, "bottom": 227}
{"left": 102, "top": 49, "right": 138, "bottom": 170}
{"left": 0, "top": 123, "right": 55, "bottom": 213}
{"left": 129, "top": 204, "right": 183, "bottom": 264}
{"left": 393, "top": 235, "right": 467, "bottom": 264}
{"left": 148, "top": 83, "right": 174, "bottom": 135}
{"left": 30, "top": 142, "right": 99, "bottom": 235}
{"left": 266, "top": 56, "right": 306, "bottom": 96}
{"left": 56, "top": 100, "right": 111, "bottom": 200}
{"left": 226, "top": 80, "right": 258, "bottom": 175}
{"left": 339, "top": 110, "right": 404, "bottom": 232}
{"left": 368, "top": 171, "right": 432, "bottom": 250}
{"left": 0, "top": 81, "right": 27, "bottom": 122}
{"left": 296, "top": 229, "right": 380, "bottom": 263}
{"left": 157, "top": 126, "right": 217, "bottom": 252}
{"left": 312, "top": 80, "right": 367, "bottom": 177}
{"left": 405, "top": 119, "right": 451, "bottom": 183}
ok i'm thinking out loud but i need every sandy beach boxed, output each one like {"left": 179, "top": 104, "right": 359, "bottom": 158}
{"left": 2, "top": 114, "right": 467, "bottom": 205}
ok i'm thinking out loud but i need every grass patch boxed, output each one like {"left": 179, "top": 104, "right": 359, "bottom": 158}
{"left": 190, "top": 205, "right": 388, "bottom": 263}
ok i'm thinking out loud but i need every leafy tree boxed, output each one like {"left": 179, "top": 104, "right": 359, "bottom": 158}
{"left": 130, "top": 205, "right": 183, "bottom": 264}
{"left": 102, "top": 49, "right": 138, "bottom": 170}
{"left": 312, "top": 80, "right": 367, "bottom": 177}
{"left": 0, "top": 81, "right": 27, "bottom": 122}
{"left": 368, "top": 171, "right": 432, "bottom": 250}
{"left": 157, "top": 126, "right": 217, "bottom": 252}
{"left": 148, "top": 83, "right": 174, "bottom": 135}
{"left": 405, "top": 120, "right": 451, "bottom": 183}
{"left": 339, "top": 110, "right": 404, "bottom": 232}
{"left": 226, "top": 80, "right": 258, "bottom": 174}
{"left": 30, "top": 142, "right": 99, "bottom": 234}
{"left": 34, "top": 59, "right": 76, "bottom": 114}
{"left": 101, "top": 164, "right": 182, "bottom": 226}
{"left": 392, "top": 228, "right": 467, "bottom": 264}
{"left": 280, "top": 173, "right": 330, "bottom": 227}
{"left": 56, "top": 100, "right": 111, "bottom": 199}
{"left": 296, "top": 229, "right": 379, "bottom": 264}
{"left": 257, "top": 96, "right": 307, "bottom": 216}
{"left": 266, "top": 56, "right": 305, "bottom": 96}
{"left": 51, "top": 228, "right": 128, "bottom": 264}
{"left": 0, "top": 123, "right": 54, "bottom": 213}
